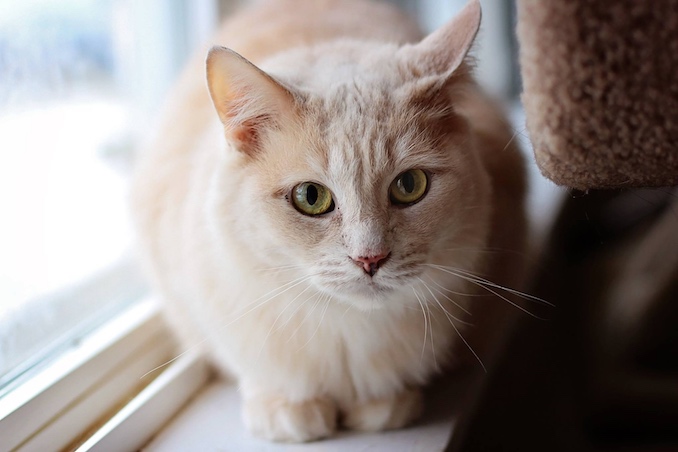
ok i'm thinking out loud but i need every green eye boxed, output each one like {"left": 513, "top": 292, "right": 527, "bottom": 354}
{"left": 292, "top": 182, "right": 334, "bottom": 216}
{"left": 389, "top": 169, "right": 428, "bottom": 205}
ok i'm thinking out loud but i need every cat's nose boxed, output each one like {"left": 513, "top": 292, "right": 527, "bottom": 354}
{"left": 352, "top": 252, "right": 390, "bottom": 277}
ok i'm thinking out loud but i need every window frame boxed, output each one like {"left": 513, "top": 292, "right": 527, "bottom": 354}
{"left": 0, "top": 2, "right": 220, "bottom": 448}
{"left": 0, "top": 300, "right": 212, "bottom": 452}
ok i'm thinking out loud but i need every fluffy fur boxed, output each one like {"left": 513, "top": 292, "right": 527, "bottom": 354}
{"left": 132, "top": 0, "right": 527, "bottom": 442}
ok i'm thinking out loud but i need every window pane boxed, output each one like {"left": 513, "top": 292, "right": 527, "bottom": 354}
{"left": 0, "top": 0, "right": 146, "bottom": 388}
{"left": 0, "top": 0, "right": 221, "bottom": 390}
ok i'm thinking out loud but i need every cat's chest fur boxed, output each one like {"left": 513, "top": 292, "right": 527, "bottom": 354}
{"left": 200, "top": 253, "right": 458, "bottom": 403}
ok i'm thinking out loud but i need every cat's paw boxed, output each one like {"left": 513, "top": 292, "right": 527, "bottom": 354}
{"left": 342, "top": 387, "right": 423, "bottom": 432}
{"left": 242, "top": 395, "right": 337, "bottom": 442}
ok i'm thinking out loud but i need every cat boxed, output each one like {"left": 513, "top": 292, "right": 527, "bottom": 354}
{"left": 131, "top": 0, "right": 528, "bottom": 443}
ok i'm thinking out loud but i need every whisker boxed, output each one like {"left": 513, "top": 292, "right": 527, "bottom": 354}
{"left": 274, "top": 289, "right": 320, "bottom": 334}
{"left": 426, "top": 264, "right": 550, "bottom": 319}
{"left": 422, "top": 275, "right": 477, "bottom": 311}
{"left": 140, "top": 345, "right": 200, "bottom": 379}
{"left": 428, "top": 264, "right": 553, "bottom": 307}
{"left": 412, "top": 287, "right": 429, "bottom": 363}
{"left": 288, "top": 292, "right": 325, "bottom": 342}
{"left": 240, "top": 273, "right": 314, "bottom": 310}
{"left": 341, "top": 300, "right": 355, "bottom": 319}
{"left": 146, "top": 278, "right": 314, "bottom": 378}
{"left": 427, "top": 278, "right": 485, "bottom": 298}
{"left": 299, "top": 296, "right": 331, "bottom": 350}
{"left": 421, "top": 269, "right": 486, "bottom": 374}
{"left": 452, "top": 266, "right": 553, "bottom": 307}
{"left": 450, "top": 317, "right": 486, "bottom": 373}
{"left": 257, "top": 284, "right": 315, "bottom": 357}
{"left": 259, "top": 263, "right": 304, "bottom": 273}
{"left": 224, "top": 274, "right": 316, "bottom": 329}
{"left": 502, "top": 125, "right": 526, "bottom": 152}
{"left": 417, "top": 277, "right": 472, "bottom": 324}
{"left": 425, "top": 301, "right": 438, "bottom": 371}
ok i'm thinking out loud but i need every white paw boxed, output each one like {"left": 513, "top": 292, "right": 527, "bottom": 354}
{"left": 342, "top": 388, "right": 423, "bottom": 432}
{"left": 243, "top": 395, "right": 337, "bottom": 442}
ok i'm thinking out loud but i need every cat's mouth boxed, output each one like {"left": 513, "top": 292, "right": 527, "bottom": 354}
{"left": 310, "top": 257, "right": 425, "bottom": 308}
{"left": 317, "top": 273, "right": 411, "bottom": 308}
{"left": 332, "top": 279, "right": 392, "bottom": 295}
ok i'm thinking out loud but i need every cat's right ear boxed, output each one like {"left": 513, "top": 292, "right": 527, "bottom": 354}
{"left": 401, "top": 0, "right": 481, "bottom": 82}
{"left": 206, "top": 46, "right": 295, "bottom": 155}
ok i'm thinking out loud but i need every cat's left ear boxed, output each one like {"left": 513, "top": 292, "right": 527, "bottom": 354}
{"left": 402, "top": 0, "right": 481, "bottom": 79}
{"left": 206, "top": 46, "right": 295, "bottom": 155}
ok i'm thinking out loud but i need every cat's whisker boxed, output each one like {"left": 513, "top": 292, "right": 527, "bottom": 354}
{"left": 239, "top": 273, "right": 314, "bottom": 309}
{"left": 421, "top": 276, "right": 475, "bottom": 313}
{"left": 341, "top": 300, "right": 355, "bottom": 319}
{"left": 425, "top": 264, "right": 550, "bottom": 319}
{"left": 414, "top": 283, "right": 442, "bottom": 372}
{"left": 441, "top": 265, "right": 553, "bottom": 307}
{"left": 411, "top": 287, "right": 429, "bottom": 363}
{"left": 451, "top": 315, "right": 486, "bottom": 373}
{"left": 288, "top": 292, "right": 325, "bottom": 342}
{"left": 259, "top": 263, "right": 305, "bottom": 273}
{"left": 140, "top": 342, "right": 205, "bottom": 379}
{"left": 502, "top": 125, "right": 525, "bottom": 152}
{"left": 274, "top": 289, "right": 321, "bottom": 335}
{"left": 416, "top": 277, "right": 472, "bottom": 324}
{"left": 257, "top": 283, "right": 316, "bottom": 358}
{"left": 425, "top": 276, "right": 484, "bottom": 298}
{"left": 425, "top": 301, "right": 438, "bottom": 371}
{"left": 415, "top": 278, "right": 486, "bottom": 373}
{"left": 225, "top": 274, "right": 317, "bottom": 329}
{"left": 428, "top": 264, "right": 552, "bottom": 307}
{"left": 299, "top": 295, "right": 331, "bottom": 350}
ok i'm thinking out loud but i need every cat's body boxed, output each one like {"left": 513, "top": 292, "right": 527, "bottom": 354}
{"left": 132, "top": 0, "right": 527, "bottom": 442}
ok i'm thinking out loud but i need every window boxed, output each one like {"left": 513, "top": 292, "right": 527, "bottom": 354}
{"left": 0, "top": 0, "right": 223, "bottom": 390}
{"left": 0, "top": 0, "right": 128, "bottom": 384}
{"left": 0, "top": 0, "right": 219, "bottom": 448}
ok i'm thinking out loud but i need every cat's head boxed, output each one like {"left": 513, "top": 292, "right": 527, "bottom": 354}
{"left": 206, "top": 1, "right": 492, "bottom": 310}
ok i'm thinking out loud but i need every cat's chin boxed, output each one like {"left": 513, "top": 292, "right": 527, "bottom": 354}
{"left": 320, "top": 281, "right": 407, "bottom": 312}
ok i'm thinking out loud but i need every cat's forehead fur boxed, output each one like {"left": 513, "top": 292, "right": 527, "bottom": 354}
{"left": 259, "top": 40, "right": 469, "bottom": 202}
{"left": 262, "top": 40, "right": 405, "bottom": 90}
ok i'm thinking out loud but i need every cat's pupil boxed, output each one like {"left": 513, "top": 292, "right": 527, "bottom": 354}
{"left": 401, "top": 172, "right": 414, "bottom": 193}
{"left": 307, "top": 185, "right": 318, "bottom": 205}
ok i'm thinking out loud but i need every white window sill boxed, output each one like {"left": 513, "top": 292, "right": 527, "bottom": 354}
{"left": 77, "top": 349, "right": 211, "bottom": 451}
{"left": 0, "top": 300, "right": 209, "bottom": 452}
{"left": 143, "top": 373, "right": 470, "bottom": 451}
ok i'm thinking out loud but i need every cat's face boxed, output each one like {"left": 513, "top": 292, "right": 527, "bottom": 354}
{"left": 206, "top": 6, "right": 489, "bottom": 310}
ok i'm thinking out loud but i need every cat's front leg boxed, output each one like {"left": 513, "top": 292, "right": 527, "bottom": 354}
{"left": 341, "top": 387, "right": 423, "bottom": 432}
{"left": 242, "top": 394, "right": 337, "bottom": 442}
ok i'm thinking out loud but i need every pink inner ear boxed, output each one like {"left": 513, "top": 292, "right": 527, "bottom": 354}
{"left": 229, "top": 114, "right": 270, "bottom": 154}
{"left": 207, "top": 47, "right": 294, "bottom": 156}
{"left": 216, "top": 83, "right": 274, "bottom": 155}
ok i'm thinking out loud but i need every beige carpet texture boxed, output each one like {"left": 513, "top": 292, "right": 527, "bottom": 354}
{"left": 517, "top": 0, "right": 678, "bottom": 190}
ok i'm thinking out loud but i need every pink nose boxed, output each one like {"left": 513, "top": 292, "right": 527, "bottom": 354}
{"left": 352, "top": 252, "right": 390, "bottom": 277}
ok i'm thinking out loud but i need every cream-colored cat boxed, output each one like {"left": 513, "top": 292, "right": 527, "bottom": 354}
{"left": 132, "top": 0, "right": 527, "bottom": 443}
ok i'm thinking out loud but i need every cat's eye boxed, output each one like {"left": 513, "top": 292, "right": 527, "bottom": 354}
{"left": 292, "top": 182, "right": 334, "bottom": 216}
{"left": 389, "top": 169, "right": 428, "bottom": 205}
